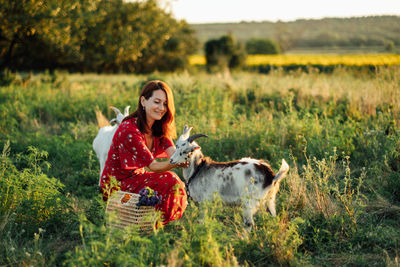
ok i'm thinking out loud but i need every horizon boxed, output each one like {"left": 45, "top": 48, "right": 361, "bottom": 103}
{"left": 185, "top": 14, "right": 400, "bottom": 25}
{"left": 169, "top": 0, "right": 400, "bottom": 24}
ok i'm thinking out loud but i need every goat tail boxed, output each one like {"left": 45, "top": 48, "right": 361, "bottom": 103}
{"left": 95, "top": 108, "right": 110, "bottom": 128}
{"left": 273, "top": 159, "right": 289, "bottom": 183}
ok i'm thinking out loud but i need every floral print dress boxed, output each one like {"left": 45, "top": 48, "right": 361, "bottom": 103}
{"left": 100, "top": 118, "right": 187, "bottom": 225}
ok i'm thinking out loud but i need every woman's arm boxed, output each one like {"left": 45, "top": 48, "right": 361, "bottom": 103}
{"left": 147, "top": 160, "right": 179, "bottom": 173}
{"left": 146, "top": 140, "right": 188, "bottom": 172}
{"left": 147, "top": 147, "right": 188, "bottom": 172}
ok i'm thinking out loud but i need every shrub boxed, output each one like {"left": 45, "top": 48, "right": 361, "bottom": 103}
{"left": 0, "top": 143, "right": 74, "bottom": 232}
{"left": 246, "top": 38, "right": 281, "bottom": 55}
{"left": 205, "top": 34, "right": 247, "bottom": 73}
{"left": 234, "top": 211, "right": 305, "bottom": 265}
{"left": 0, "top": 142, "right": 78, "bottom": 265}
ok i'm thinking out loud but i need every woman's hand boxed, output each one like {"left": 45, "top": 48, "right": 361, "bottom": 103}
{"left": 132, "top": 168, "right": 146, "bottom": 175}
{"left": 148, "top": 160, "right": 188, "bottom": 173}
{"left": 174, "top": 161, "right": 189, "bottom": 168}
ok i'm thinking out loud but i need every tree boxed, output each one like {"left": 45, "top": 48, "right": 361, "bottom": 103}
{"left": 0, "top": 0, "right": 198, "bottom": 73}
{"left": 80, "top": 0, "right": 153, "bottom": 72}
{"left": 204, "top": 34, "right": 246, "bottom": 73}
{"left": 0, "top": 0, "right": 89, "bottom": 70}
{"left": 126, "top": 1, "right": 198, "bottom": 73}
{"left": 245, "top": 38, "right": 280, "bottom": 54}
{"left": 384, "top": 40, "right": 395, "bottom": 52}
{"left": 71, "top": 0, "right": 198, "bottom": 73}
{"left": 156, "top": 21, "right": 198, "bottom": 72}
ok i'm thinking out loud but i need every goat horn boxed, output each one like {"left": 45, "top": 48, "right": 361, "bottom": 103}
{"left": 188, "top": 134, "right": 208, "bottom": 143}
{"left": 124, "top": 105, "right": 131, "bottom": 116}
{"left": 110, "top": 106, "right": 122, "bottom": 115}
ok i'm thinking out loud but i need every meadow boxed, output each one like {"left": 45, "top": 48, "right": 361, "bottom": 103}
{"left": 0, "top": 67, "right": 399, "bottom": 266}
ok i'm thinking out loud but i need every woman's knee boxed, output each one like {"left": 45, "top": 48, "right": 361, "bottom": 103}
{"left": 163, "top": 171, "right": 182, "bottom": 183}
{"left": 163, "top": 172, "right": 186, "bottom": 193}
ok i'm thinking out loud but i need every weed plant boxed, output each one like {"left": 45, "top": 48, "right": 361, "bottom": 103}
{"left": 0, "top": 67, "right": 399, "bottom": 265}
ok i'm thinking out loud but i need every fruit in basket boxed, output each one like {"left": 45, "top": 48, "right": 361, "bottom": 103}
{"left": 137, "top": 186, "right": 162, "bottom": 207}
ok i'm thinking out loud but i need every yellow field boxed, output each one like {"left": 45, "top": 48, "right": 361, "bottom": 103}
{"left": 189, "top": 54, "right": 400, "bottom": 66}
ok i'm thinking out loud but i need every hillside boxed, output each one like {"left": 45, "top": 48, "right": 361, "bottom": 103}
{"left": 191, "top": 16, "right": 400, "bottom": 52}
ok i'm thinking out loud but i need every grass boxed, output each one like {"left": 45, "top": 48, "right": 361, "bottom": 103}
{"left": 0, "top": 66, "right": 399, "bottom": 266}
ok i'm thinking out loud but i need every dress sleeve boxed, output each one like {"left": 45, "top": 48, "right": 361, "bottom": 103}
{"left": 155, "top": 136, "right": 174, "bottom": 159}
{"left": 117, "top": 130, "right": 154, "bottom": 169}
{"left": 160, "top": 136, "right": 174, "bottom": 151}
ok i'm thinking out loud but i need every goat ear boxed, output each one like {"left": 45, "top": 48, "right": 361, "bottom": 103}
{"left": 124, "top": 106, "right": 130, "bottom": 116}
{"left": 182, "top": 125, "right": 193, "bottom": 139}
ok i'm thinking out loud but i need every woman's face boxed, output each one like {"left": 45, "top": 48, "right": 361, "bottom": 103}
{"left": 141, "top": 89, "right": 168, "bottom": 123}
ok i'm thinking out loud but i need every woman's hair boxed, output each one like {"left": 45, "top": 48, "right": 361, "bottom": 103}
{"left": 124, "top": 80, "right": 176, "bottom": 139}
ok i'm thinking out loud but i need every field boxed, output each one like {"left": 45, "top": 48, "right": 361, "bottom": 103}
{"left": 1, "top": 67, "right": 400, "bottom": 266}
{"left": 189, "top": 54, "right": 400, "bottom": 66}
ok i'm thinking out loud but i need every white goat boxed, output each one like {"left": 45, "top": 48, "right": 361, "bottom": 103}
{"left": 170, "top": 125, "right": 289, "bottom": 230}
{"left": 93, "top": 106, "right": 130, "bottom": 186}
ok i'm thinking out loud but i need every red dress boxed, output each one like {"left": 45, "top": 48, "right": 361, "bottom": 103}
{"left": 100, "top": 117, "right": 187, "bottom": 225}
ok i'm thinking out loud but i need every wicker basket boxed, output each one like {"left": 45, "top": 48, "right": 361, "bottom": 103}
{"left": 105, "top": 191, "right": 158, "bottom": 232}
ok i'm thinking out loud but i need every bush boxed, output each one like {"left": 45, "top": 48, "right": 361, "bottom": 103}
{"left": 0, "top": 142, "right": 78, "bottom": 265}
{"left": 246, "top": 38, "right": 281, "bottom": 55}
{"left": 0, "top": 143, "right": 74, "bottom": 232}
{"left": 384, "top": 40, "right": 395, "bottom": 52}
{"left": 1, "top": 0, "right": 197, "bottom": 73}
{"left": 205, "top": 34, "right": 247, "bottom": 73}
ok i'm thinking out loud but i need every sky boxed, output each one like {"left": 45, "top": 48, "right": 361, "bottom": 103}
{"left": 169, "top": 0, "right": 400, "bottom": 23}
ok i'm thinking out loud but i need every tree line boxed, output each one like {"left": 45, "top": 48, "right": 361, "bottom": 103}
{"left": 4, "top": 1, "right": 396, "bottom": 74}
{"left": 193, "top": 16, "right": 400, "bottom": 52}
{"left": 0, "top": 0, "right": 198, "bottom": 73}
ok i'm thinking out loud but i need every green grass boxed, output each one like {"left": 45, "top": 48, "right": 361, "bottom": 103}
{"left": 0, "top": 67, "right": 399, "bottom": 266}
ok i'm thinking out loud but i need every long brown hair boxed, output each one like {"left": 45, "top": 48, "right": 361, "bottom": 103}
{"left": 123, "top": 80, "right": 176, "bottom": 139}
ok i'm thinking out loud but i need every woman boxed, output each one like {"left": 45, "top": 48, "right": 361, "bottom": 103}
{"left": 100, "top": 80, "right": 188, "bottom": 225}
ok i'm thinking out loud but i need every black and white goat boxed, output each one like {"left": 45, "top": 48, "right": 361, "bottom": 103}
{"left": 170, "top": 126, "right": 289, "bottom": 230}
{"left": 93, "top": 106, "right": 130, "bottom": 186}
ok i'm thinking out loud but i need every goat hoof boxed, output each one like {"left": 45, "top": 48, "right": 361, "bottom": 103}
{"left": 244, "top": 221, "right": 253, "bottom": 232}
{"left": 245, "top": 225, "right": 253, "bottom": 232}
